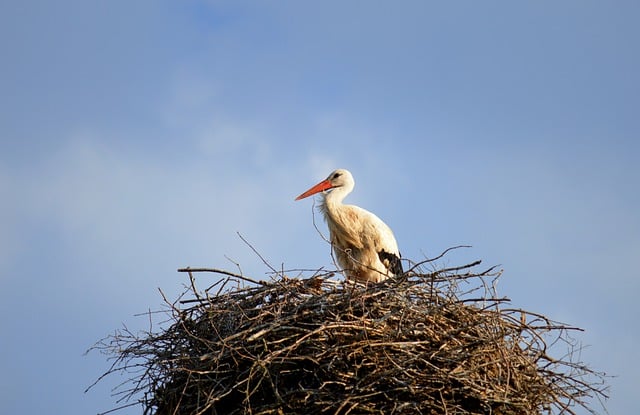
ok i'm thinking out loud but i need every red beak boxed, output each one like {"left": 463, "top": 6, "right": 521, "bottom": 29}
{"left": 295, "top": 179, "right": 333, "bottom": 201}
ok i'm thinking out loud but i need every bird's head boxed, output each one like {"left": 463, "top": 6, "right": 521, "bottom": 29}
{"left": 295, "top": 168, "right": 354, "bottom": 201}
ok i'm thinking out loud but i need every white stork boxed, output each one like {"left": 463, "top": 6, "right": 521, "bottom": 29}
{"left": 295, "top": 168, "right": 403, "bottom": 283}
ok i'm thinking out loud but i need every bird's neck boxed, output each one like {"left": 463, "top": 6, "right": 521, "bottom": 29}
{"left": 325, "top": 186, "right": 349, "bottom": 207}
{"left": 321, "top": 187, "right": 349, "bottom": 221}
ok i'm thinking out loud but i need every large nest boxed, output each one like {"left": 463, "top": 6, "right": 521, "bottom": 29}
{"left": 89, "top": 253, "right": 608, "bottom": 414}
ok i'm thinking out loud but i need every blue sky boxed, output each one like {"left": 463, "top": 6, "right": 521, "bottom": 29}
{"left": 1, "top": 1, "right": 638, "bottom": 414}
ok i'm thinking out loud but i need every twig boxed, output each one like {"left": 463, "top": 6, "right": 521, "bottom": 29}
{"left": 236, "top": 232, "right": 279, "bottom": 276}
{"left": 177, "top": 267, "right": 265, "bottom": 286}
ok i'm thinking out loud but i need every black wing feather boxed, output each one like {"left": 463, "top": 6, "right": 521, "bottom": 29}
{"left": 378, "top": 250, "right": 403, "bottom": 276}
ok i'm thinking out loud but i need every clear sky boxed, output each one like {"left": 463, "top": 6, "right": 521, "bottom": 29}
{"left": 1, "top": 1, "right": 638, "bottom": 414}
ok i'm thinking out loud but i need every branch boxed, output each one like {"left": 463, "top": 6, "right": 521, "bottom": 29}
{"left": 177, "top": 267, "right": 265, "bottom": 286}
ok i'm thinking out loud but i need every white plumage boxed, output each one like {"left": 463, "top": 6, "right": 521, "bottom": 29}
{"left": 295, "top": 169, "right": 402, "bottom": 283}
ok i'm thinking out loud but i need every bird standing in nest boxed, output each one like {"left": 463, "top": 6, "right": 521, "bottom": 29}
{"left": 296, "top": 169, "right": 403, "bottom": 283}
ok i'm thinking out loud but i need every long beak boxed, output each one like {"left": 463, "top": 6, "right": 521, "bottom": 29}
{"left": 295, "top": 179, "right": 333, "bottom": 201}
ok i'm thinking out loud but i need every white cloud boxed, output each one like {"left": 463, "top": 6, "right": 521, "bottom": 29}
{"left": 4, "top": 119, "right": 355, "bottom": 285}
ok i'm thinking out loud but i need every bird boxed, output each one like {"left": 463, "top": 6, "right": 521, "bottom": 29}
{"left": 295, "top": 168, "right": 403, "bottom": 283}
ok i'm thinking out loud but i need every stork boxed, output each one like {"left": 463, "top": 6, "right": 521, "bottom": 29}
{"left": 295, "top": 169, "right": 403, "bottom": 283}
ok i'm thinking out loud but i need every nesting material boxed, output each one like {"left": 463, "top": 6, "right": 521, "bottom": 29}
{"left": 90, "top": 258, "right": 607, "bottom": 415}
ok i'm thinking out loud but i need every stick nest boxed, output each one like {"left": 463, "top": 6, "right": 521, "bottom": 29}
{"left": 90, "top": 256, "right": 608, "bottom": 415}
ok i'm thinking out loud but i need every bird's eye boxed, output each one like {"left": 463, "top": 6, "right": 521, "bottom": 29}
{"left": 332, "top": 172, "right": 342, "bottom": 179}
